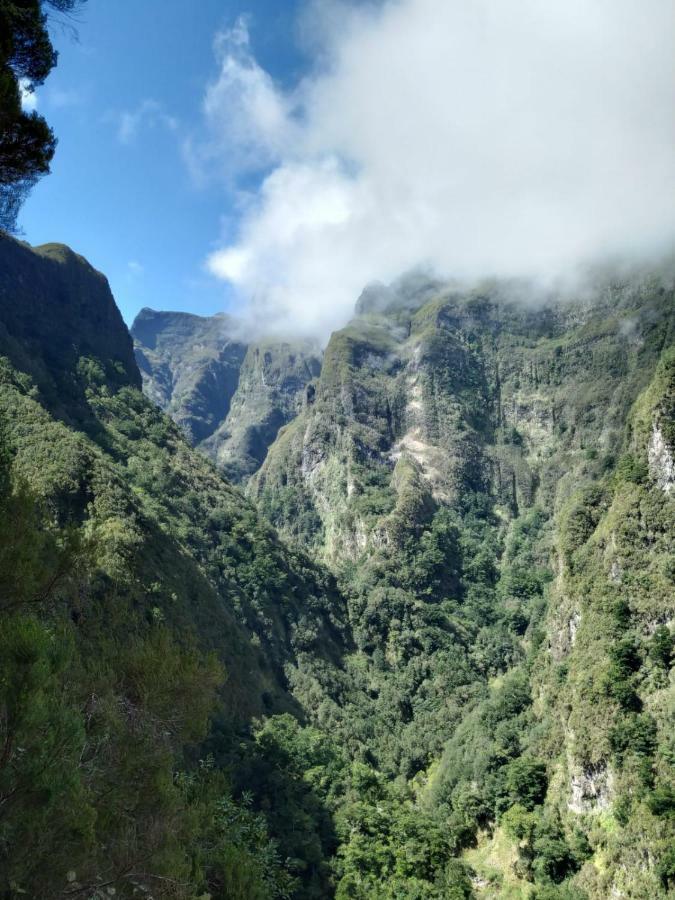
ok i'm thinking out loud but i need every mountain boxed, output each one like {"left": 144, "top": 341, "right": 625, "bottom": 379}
{"left": 0, "top": 239, "right": 140, "bottom": 418}
{"left": 253, "top": 270, "right": 673, "bottom": 561}
{"left": 143, "top": 263, "right": 675, "bottom": 898}
{"left": 131, "top": 308, "right": 247, "bottom": 443}
{"left": 1, "top": 232, "right": 673, "bottom": 899}
{"left": 250, "top": 269, "right": 675, "bottom": 897}
{"left": 132, "top": 308, "right": 321, "bottom": 481}
{"left": 0, "top": 234, "right": 348, "bottom": 898}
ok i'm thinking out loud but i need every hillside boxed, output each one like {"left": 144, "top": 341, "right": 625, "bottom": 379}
{"left": 0, "top": 234, "right": 349, "bottom": 898}
{"left": 0, "top": 235, "right": 673, "bottom": 899}
{"left": 250, "top": 268, "right": 675, "bottom": 897}
{"left": 147, "top": 264, "right": 674, "bottom": 898}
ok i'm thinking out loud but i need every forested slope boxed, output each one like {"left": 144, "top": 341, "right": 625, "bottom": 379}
{"left": 248, "top": 268, "right": 675, "bottom": 898}
{"left": 0, "top": 234, "right": 349, "bottom": 898}
{"left": 1, "top": 234, "right": 673, "bottom": 899}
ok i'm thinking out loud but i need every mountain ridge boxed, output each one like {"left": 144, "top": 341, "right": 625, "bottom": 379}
{"left": 131, "top": 307, "right": 322, "bottom": 481}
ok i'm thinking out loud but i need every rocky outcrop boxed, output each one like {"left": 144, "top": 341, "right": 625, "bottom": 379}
{"left": 568, "top": 763, "right": 614, "bottom": 813}
{"left": 202, "top": 339, "right": 321, "bottom": 481}
{"left": 132, "top": 308, "right": 247, "bottom": 445}
{"left": 131, "top": 309, "right": 321, "bottom": 480}
{"left": 648, "top": 423, "right": 674, "bottom": 494}
{"left": 0, "top": 235, "right": 141, "bottom": 411}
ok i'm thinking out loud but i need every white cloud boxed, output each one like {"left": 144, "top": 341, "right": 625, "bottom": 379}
{"left": 206, "top": 18, "right": 296, "bottom": 163}
{"left": 19, "top": 78, "right": 38, "bottom": 112}
{"left": 184, "top": 17, "right": 299, "bottom": 183}
{"left": 201, "top": 0, "right": 675, "bottom": 339}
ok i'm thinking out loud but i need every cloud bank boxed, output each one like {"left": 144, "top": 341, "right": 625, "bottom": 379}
{"left": 201, "top": 0, "right": 675, "bottom": 338}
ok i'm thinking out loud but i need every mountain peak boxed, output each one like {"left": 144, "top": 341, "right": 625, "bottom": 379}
{"left": 0, "top": 234, "right": 140, "bottom": 406}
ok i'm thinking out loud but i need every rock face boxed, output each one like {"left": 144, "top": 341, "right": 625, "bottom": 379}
{"left": 252, "top": 274, "right": 674, "bottom": 563}
{"left": 201, "top": 338, "right": 321, "bottom": 481}
{"left": 569, "top": 763, "right": 614, "bottom": 814}
{"left": 131, "top": 308, "right": 321, "bottom": 480}
{"left": 648, "top": 423, "right": 675, "bottom": 494}
{"left": 0, "top": 236, "right": 140, "bottom": 417}
{"left": 132, "top": 308, "right": 247, "bottom": 444}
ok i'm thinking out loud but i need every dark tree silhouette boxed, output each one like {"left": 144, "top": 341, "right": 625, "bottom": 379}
{"left": 0, "top": 0, "right": 85, "bottom": 232}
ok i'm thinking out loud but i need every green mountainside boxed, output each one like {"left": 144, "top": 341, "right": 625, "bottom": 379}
{"left": 1, "top": 235, "right": 673, "bottom": 899}
{"left": 0, "top": 235, "right": 349, "bottom": 898}
{"left": 247, "top": 268, "right": 675, "bottom": 898}
{"left": 132, "top": 308, "right": 321, "bottom": 482}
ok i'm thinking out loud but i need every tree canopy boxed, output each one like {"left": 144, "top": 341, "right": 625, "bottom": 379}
{"left": 0, "top": 0, "right": 85, "bottom": 232}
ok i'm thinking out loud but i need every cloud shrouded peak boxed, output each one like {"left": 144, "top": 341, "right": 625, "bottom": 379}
{"left": 201, "top": 0, "right": 675, "bottom": 339}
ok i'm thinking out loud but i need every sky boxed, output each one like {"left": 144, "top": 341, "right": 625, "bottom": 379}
{"left": 20, "top": 0, "right": 675, "bottom": 338}
{"left": 20, "top": 0, "right": 308, "bottom": 324}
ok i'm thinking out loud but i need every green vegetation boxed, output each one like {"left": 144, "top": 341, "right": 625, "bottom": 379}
{"left": 0, "top": 1, "right": 86, "bottom": 231}
{"left": 249, "top": 271, "right": 674, "bottom": 897}
{"left": 0, "top": 235, "right": 350, "bottom": 897}
{"left": 1, "top": 236, "right": 674, "bottom": 897}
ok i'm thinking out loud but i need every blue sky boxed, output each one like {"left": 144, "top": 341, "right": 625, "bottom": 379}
{"left": 19, "top": 0, "right": 675, "bottom": 338}
{"left": 20, "top": 0, "right": 307, "bottom": 325}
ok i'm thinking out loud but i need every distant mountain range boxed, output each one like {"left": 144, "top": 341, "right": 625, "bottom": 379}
{"left": 132, "top": 308, "right": 321, "bottom": 482}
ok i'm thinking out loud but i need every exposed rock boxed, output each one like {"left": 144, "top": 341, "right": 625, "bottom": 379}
{"left": 132, "top": 308, "right": 246, "bottom": 444}
{"left": 569, "top": 763, "right": 614, "bottom": 814}
{"left": 132, "top": 310, "right": 321, "bottom": 481}
{"left": 203, "top": 339, "right": 321, "bottom": 481}
{"left": 549, "top": 606, "right": 581, "bottom": 661}
{"left": 648, "top": 423, "right": 674, "bottom": 494}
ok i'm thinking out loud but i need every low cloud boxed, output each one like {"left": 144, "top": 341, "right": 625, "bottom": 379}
{"left": 200, "top": 0, "right": 675, "bottom": 339}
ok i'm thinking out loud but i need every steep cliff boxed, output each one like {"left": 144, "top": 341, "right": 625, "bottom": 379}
{"left": 252, "top": 272, "right": 673, "bottom": 563}
{"left": 132, "top": 308, "right": 321, "bottom": 481}
{"left": 0, "top": 237, "right": 140, "bottom": 418}
{"left": 247, "top": 268, "right": 675, "bottom": 897}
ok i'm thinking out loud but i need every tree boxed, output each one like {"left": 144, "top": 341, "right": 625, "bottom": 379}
{"left": 503, "top": 756, "right": 548, "bottom": 810}
{"left": 0, "top": 0, "right": 85, "bottom": 232}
